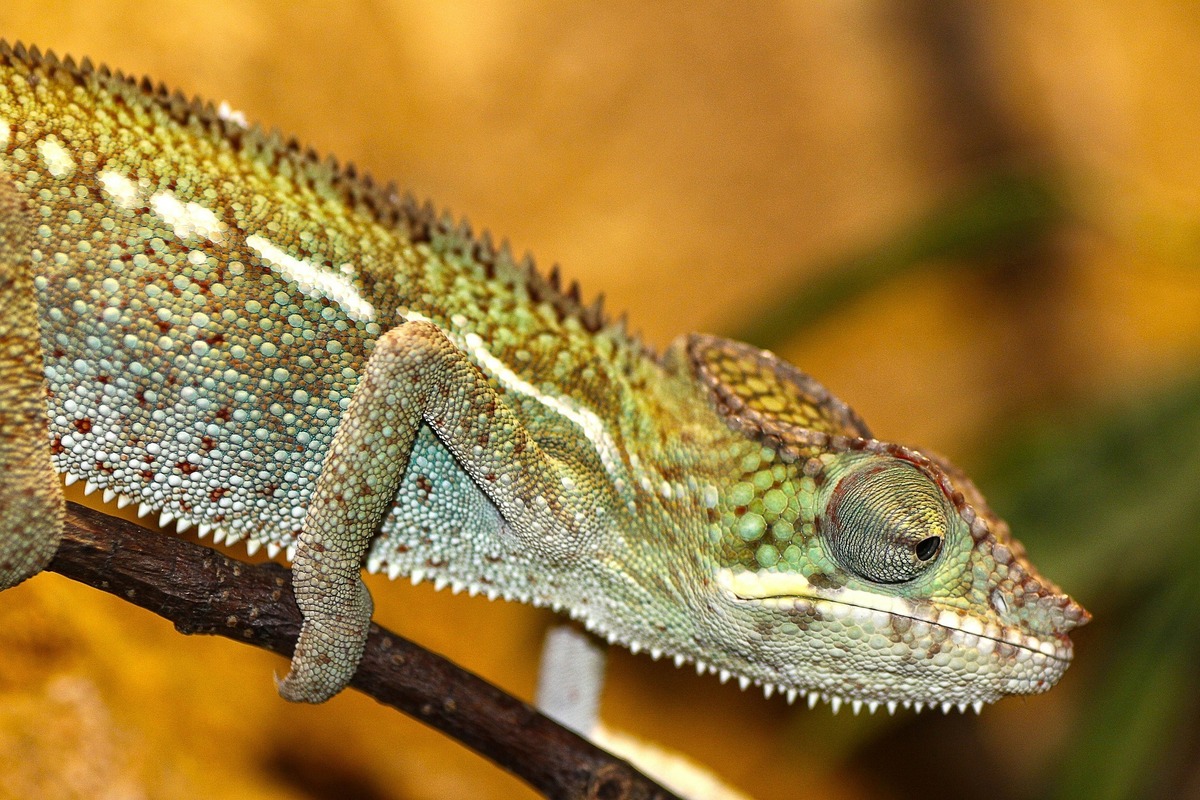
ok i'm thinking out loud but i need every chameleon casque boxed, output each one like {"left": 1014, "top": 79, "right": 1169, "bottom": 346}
{"left": 0, "top": 42, "right": 1087, "bottom": 726}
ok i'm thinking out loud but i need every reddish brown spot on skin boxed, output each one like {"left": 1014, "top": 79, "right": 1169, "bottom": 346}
{"left": 155, "top": 320, "right": 171, "bottom": 334}
{"left": 200, "top": 437, "right": 216, "bottom": 451}
{"left": 50, "top": 437, "right": 64, "bottom": 456}
{"left": 415, "top": 476, "right": 432, "bottom": 495}
{"left": 135, "top": 390, "right": 147, "bottom": 407}
{"left": 214, "top": 408, "right": 231, "bottom": 422}
{"left": 95, "top": 374, "right": 110, "bottom": 384}
{"left": 807, "top": 572, "right": 844, "bottom": 591}
{"left": 177, "top": 461, "right": 199, "bottom": 475}
{"left": 209, "top": 487, "right": 229, "bottom": 503}
{"left": 73, "top": 418, "right": 92, "bottom": 433}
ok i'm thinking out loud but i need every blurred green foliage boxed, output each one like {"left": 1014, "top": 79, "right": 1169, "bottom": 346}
{"left": 984, "top": 378, "right": 1200, "bottom": 800}
{"left": 731, "top": 171, "right": 1063, "bottom": 348}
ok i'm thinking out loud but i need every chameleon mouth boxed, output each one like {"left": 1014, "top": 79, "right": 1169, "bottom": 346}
{"left": 716, "top": 568, "right": 1073, "bottom": 664}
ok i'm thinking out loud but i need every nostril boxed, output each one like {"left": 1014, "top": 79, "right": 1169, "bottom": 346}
{"left": 989, "top": 589, "right": 1009, "bottom": 617}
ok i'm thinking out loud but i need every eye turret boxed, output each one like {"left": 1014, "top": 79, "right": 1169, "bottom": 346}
{"left": 822, "top": 459, "right": 948, "bottom": 584}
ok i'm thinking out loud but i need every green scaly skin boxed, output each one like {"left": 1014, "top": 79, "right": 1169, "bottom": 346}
{"left": 0, "top": 43, "right": 1087, "bottom": 713}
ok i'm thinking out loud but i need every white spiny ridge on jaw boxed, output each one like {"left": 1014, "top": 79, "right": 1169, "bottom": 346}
{"left": 716, "top": 567, "right": 1073, "bottom": 662}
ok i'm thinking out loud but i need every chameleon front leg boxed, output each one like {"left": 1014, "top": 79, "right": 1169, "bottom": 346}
{"left": 0, "top": 173, "right": 64, "bottom": 590}
{"left": 278, "top": 319, "right": 605, "bottom": 702}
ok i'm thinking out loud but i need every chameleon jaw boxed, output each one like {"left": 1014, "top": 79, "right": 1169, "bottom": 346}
{"left": 715, "top": 567, "right": 1074, "bottom": 665}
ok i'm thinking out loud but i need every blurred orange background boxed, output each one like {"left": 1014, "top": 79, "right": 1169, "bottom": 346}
{"left": 0, "top": 3, "right": 1197, "bottom": 799}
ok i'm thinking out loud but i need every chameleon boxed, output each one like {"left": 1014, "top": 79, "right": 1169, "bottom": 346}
{"left": 0, "top": 41, "right": 1087, "bottom": 721}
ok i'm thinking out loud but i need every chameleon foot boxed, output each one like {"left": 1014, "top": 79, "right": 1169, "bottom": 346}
{"left": 277, "top": 571, "right": 374, "bottom": 703}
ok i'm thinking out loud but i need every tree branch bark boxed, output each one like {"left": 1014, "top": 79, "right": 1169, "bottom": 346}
{"left": 46, "top": 502, "right": 681, "bottom": 800}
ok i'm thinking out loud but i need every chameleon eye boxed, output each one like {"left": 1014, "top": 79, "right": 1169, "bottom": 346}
{"left": 822, "top": 459, "right": 949, "bottom": 584}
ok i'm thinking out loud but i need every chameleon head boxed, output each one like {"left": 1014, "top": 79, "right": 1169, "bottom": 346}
{"left": 682, "top": 334, "right": 1089, "bottom": 710}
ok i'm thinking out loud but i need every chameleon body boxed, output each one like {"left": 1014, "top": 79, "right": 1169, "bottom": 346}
{"left": 0, "top": 43, "right": 1087, "bottom": 713}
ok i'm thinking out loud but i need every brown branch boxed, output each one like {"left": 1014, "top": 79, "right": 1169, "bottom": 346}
{"left": 47, "top": 502, "right": 681, "bottom": 800}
